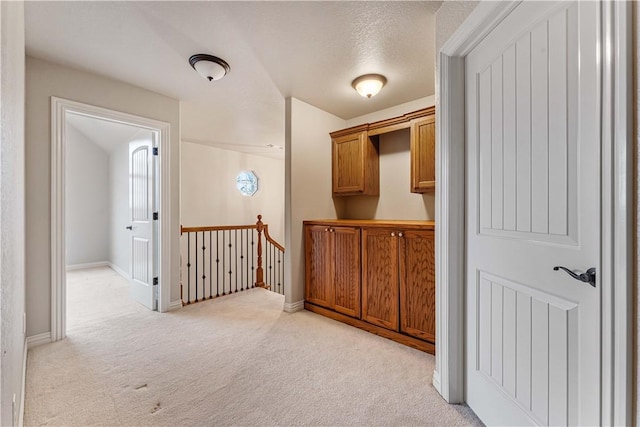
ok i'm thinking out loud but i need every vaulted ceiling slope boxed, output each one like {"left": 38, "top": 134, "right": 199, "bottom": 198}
{"left": 66, "top": 113, "right": 150, "bottom": 154}
{"left": 26, "top": 1, "right": 440, "bottom": 155}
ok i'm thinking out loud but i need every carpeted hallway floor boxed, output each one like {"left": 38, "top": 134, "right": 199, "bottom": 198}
{"left": 25, "top": 266, "right": 482, "bottom": 426}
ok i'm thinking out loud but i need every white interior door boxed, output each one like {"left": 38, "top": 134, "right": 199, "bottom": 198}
{"left": 128, "top": 137, "right": 156, "bottom": 310}
{"left": 465, "top": 2, "right": 600, "bottom": 425}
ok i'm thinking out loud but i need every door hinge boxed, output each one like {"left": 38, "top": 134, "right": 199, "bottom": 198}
{"left": 154, "top": 277, "right": 159, "bottom": 302}
{"left": 153, "top": 212, "right": 158, "bottom": 220}
{"left": 153, "top": 147, "right": 158, "bottom": 156}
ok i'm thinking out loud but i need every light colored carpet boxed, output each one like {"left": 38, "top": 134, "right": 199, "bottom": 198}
{"left": 25, "top": 266, "right": 482, "bottom": 426}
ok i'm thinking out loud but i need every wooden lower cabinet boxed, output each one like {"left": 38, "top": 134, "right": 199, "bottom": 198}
{"left": 304, "top": 220, "right": 435, "bottom": 354}
{"left": 332, "top": 227, "right": 361, "bottom": 317}
{"left": 304, "top": 225, "right": 333, "bottom": 308}
{"left": 362, "top": 228, "right": 399, "bottom": 330}
{"left": 304, "top": 224, "right": 360, "bottom": 317}
{"left": 399, "top": 229, "right": 436, "bottom": 342}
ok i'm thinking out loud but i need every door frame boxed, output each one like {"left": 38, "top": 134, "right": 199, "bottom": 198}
{"left": 433, "top": 1, "right": 633, "bottom": 425}
{"left": 51, "top": 97, "right": 172, "bottom": 341}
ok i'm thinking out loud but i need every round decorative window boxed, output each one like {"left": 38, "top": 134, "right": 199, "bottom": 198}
{"left": 236, "top": 170, "right": 258, "bottom": 196}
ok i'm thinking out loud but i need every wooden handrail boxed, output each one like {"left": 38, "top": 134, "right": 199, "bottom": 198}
{"left": 263, "top": 225, "right": 285, "bottom": 252}
{"left": 181, "top": 224, "right": 258, "bottom": 234}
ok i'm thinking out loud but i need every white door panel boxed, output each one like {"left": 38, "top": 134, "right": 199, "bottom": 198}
{"left": 129, "top": 138, "right": 156, "bottom": 310}
{"left": 466, "top": 2, "right": 600, "bottom": 425}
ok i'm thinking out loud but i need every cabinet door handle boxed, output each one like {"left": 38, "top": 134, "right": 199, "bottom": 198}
{"left": 330, "top": 228, "right": 334, "bottom": 233}
{"left": 325, "top": 228, "right": 329, "bottom": 232}
{"left": 391, "top": 232, "right": 395, "bottom": 237}
{"left": 398, "top": 232, "right": 403, "bottom": 237}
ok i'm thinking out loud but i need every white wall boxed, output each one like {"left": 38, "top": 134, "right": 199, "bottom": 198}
{"left": 181, "top": 142, "right": 285, "bottom": 244}
{"left": 0, "top": 1, "right": 26, "bottom": 426}
{"left": 109, "top": 141, "right": 132, "bottom": 276}
{"left": 65, "top": 125, "right": 110, "bottom": 266}
{"left": 285, "top": 98, "right": 346, "bottom": 305}
{"left": 25, "top": 56, "right": 181, "bottom": 336}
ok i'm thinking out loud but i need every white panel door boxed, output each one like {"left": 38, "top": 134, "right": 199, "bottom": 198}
{"left": 129, "top": 138, "right": 156, "bottom": 310}
{"left": 465, "top": 2, "right": 600, "bottom": 425}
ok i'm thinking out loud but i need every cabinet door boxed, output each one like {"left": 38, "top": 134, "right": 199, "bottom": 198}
{"left": 332, "top": 131, "right": 379, "bottom": 196}
{"left": 305, "top": 225, "right": 333, "bottom": 308}
{"left": 410, "top": 115, "right": 436, "bottom": 193}
{"left": 332, "top": 227, "right": 361, "bottom": 318}
{"left": 362, "top": 228, "right": 399, "bottom": 330}
{"left": 399, "top": 229, "right": 435, "bottom": 342}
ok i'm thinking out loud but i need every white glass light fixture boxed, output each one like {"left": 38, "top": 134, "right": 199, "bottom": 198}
{"left": 189, "top": 54, "right": 230, "bottom": 81}
{"left": 351, "top": 74, "right": 387, "bottom": 98}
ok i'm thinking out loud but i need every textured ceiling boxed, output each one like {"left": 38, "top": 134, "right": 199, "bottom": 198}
{"left": 25, "top": 1, "right": 440, "bottom": 155}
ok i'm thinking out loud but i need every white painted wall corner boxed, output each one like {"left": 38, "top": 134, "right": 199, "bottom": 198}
{"left": 283, "top": 300, "right": 304, "bottom": 313}
{"left": 432, "top": 370, "right": 441, "bottom": 394}
{"left": 108, "top": 262, "right": 130, "bottom": 280}
{"left": 168, "top": 300, "right": 183, "bottom": 311}
{"left": 19, "top": 338, "right": 27, "bottom": 427}
{"left": 26, "top": 332, "right": 52, "bottom": 349}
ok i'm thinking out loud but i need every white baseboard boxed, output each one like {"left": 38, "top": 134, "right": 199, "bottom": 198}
{"left": 283, "top": 300, "right": 304, "bottom": 313}
{"left": 432, "top": 370, "right": 441, "bottom": 394}
{"left": 168, "top": 300, "right": 183, "bottom": 311}
{"left": 66, "top": 261, "right": 109, "bottom": 271}
{"left": 26, "top": 332, "right": 52, "bottom": 349}
{"left": 19, "top": 337, "right": 27, "bottom": 427}
{"left": 108, "top": 262, "right": 130, "bottom": 280}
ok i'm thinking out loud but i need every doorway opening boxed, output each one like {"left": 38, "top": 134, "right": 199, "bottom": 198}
{"left": 51, "top": 97, "right": 171, "bottom": 341}
{"left": 64, "top": 113, "right": 156, "bottom": 332}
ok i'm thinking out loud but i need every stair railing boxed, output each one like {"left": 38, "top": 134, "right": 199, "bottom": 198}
{"left": 180, "top": 215, "right": 285, "bottom": 306}
{"left": 255, "top": 215, "right": 285, "bottom": 295}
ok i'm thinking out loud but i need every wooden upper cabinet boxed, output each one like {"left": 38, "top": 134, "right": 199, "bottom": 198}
{"left": 362, "top": 228, "right": 399, "bottom": 331}
{"left": 399, "top": 229, "right": 436, "bottom": 342}
{"left": 332, "top": 131, "right": 379, "bottom": 196}
{"left": 330, "top": 107, "right": 435, "bottom": 197}
{"left": 332, "top": 227, "right": 361, "bottom": 318}
{"left": 305, "top": 225, "right": 333, "bottom": 309}
{"left": 410, "top": 114, "right": 436, "bottom": 193}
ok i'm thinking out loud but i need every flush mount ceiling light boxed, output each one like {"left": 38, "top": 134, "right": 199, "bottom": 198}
{"left": 189, "top": 54, "right": 230, "bottom": 81}
{"left": 351, "top": 74, "right": 387, "bottom": 98}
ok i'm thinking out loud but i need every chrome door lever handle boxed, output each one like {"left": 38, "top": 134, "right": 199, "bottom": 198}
{"left": 553, "top": 266, "right": 596, "bottom": 288}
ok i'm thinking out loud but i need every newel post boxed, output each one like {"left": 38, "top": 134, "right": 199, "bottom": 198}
{"left": 255, "top": 215, "right": 266, "bottom": 288}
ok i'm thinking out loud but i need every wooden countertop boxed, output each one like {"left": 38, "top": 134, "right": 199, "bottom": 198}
{"left": 303, "top": 219, "right": 435, "bottom": 229}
